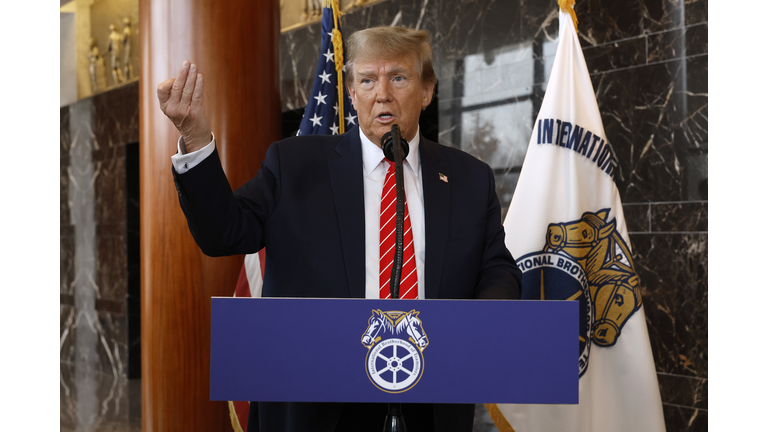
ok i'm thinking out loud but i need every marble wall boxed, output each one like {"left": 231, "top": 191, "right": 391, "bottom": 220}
{"left": 280, "top": 0, "right": 707, "bottom": 430}
{"left": 60, "top": 81, "right": 141, "bottom": 431}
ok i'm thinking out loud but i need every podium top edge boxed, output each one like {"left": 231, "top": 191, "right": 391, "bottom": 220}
{"left": 211, "top": 297, "right": 572, "bottom": 303}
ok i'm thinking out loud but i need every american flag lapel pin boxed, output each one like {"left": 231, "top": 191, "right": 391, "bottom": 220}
{"left": 439, "top": 173, "right": 448, "bottom": 183}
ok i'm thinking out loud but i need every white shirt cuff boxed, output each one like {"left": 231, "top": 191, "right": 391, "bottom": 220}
{"left": 171, "top": 133, "right": 216, "bottom": 174}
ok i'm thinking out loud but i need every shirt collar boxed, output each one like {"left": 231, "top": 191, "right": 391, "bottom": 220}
{"left": 360, "top": 126, "right": 420, "bottom": 177}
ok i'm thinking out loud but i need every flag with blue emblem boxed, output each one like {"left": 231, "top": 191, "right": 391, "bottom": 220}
{"left": 229, "top": 1, "right": 355, "bottom": 431}
{"left": 297, "top": 0, "right": 357, "bottom": 136}
{"left": 488, "top": 2, "right": 666, "bottom": 432}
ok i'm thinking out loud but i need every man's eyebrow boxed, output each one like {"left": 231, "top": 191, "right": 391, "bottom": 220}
{"left": 356, "top": 69, "right": 377, "bottom": 78}
{"left": 387, "top": 65, "right": 410, "bottom": 75}
{"left": 355, "top": 66, "right": 412, "bottom": 78}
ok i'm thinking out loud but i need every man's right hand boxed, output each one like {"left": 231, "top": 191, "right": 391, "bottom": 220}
{"left": 157, "top": 60, "right": 212, "bottom": 154}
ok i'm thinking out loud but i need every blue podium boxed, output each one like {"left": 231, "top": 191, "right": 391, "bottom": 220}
{"left": 210, "top": 298, "right": 578, "bottom": 404}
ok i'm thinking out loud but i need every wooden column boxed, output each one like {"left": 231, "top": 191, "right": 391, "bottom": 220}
{"left": 139, "top": 0, "right": 280, "bottom": 430}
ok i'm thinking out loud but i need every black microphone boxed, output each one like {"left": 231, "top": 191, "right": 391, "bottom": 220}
{"left": 381, "top": 129, "right": 410, "bottom": 162}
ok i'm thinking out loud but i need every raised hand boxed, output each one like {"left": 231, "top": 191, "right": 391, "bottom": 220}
{"left": 157, "top": 60, "right": 212, "bottom": 153}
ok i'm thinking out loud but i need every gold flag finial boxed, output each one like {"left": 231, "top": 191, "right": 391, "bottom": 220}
{"left": 558, "top": 0, "right": 579, "bottom": 33}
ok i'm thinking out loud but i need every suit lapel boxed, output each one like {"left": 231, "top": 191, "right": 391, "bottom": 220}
{"left": 420, "top": 138, "right": 451, "bottom": 299}
{"left": 328, "top": 127, "right": 366, "bottom": 298}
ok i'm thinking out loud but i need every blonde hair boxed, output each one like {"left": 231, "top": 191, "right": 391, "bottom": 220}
{"left": 344, "top": 26, "right": 437, "bottom": 89}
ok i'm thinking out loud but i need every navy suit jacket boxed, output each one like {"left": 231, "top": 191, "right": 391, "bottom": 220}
{"left": 172, "top": 125, "right": 522, "bottom": 431}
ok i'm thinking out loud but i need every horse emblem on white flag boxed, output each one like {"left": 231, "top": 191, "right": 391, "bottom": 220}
{"left": 517, "top": 208, "right": 641, "bottom": 376}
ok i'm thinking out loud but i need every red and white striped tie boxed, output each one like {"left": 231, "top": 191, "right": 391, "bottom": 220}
{"left": 379, "top": 161, "right": 418, "bottom": 299}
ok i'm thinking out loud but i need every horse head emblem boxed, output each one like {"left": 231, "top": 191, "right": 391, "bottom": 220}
{"left": 545, "top": 209, "right": 641, "bottom": 347}
{"left": 361, "top": 309, "right": 429, "bottom": 351}
{"left": 361, "top": 309, "right": 392, "bottom": 348}
{"left": 402, "top": 310, "right": 429, "bottom": 351}
{"left": 545, "top": 210, "right": 615, "bottom": 259}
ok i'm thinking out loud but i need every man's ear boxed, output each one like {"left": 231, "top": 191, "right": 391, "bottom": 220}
{"left": 422, "top": 81, "right": 435, "bottom": 109}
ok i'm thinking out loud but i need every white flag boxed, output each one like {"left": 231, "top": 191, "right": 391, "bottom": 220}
{"left": 493, "top": 10, "right": 665, "bottom": 432}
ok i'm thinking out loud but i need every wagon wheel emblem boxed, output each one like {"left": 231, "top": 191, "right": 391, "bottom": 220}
{"left": 366, "top": 339, "right": 423, "bottom": 393}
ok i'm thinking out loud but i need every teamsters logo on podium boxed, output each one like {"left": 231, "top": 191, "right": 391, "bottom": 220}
{"left": 361, "top": 310, "right": 429, "bottom": 393}
{"left": 518, "top": 209, "right": 642, "bottom": 377}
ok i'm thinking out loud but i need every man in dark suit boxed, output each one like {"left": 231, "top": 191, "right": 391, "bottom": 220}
{"left": 157, "top": 26, "right": 521, "bottom": 432}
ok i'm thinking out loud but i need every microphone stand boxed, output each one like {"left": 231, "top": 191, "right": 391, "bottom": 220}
{"left": 381, "top": 124, "right": 409, "bottom": 432}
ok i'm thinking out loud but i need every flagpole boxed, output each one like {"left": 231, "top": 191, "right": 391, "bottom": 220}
{"left": 326, "top": 0, "right": 348, "bottom": 133}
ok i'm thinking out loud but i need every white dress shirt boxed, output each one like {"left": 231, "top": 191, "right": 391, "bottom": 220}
{"left": 170, "top": 128, "right": 427, "bottom": 299}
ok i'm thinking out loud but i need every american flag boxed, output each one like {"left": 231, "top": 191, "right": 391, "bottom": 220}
{"left": 297, "top": 1, "right": 357, "bottom": 136}
{"left": 229, "top": 2, "right": 355, "bottom": 431}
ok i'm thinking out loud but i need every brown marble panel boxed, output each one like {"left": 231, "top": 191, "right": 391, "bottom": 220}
{"left": 61, "top": 225, "right": 75, "bottom": 295}
{"left": 650, "top": 202, "right": 707, "bottom": 232}
{"left": 94, "top": 150, "right": 127, "bottom": 225}
{"left": 520, "top": 0, "right": 559, "bottom": 42}
{"left": 582, "top": 36, "right": 647, "bottom": 74}
{"left": 647, "top": 23, "right": 708, "bottom": 63}
{"left": 61, "top": 106, "right": 72, "bottom": 156}
{"left": 92, "top": 82, "right": 140, "bottom": 156}
{"left": 684, "top": 54, "right": 708, "bottom": 148}
{"left": 93, "top": 310, "right": 128, "bottom": 377}
{"left": 280, "top": 26, "right": 321, "bottom": 112}
{"left": 578, "top": 0, "right": 704, "bottom": 44}
{"left": 433, "top": 0, "right": 522, "bottom": 63}
{"left": 96, "top": 299, "right": 127, "bottom": 315}
{"left": 630, "top": 233, "right": 707, "bottom": 377}
{"left": 91, "top": 139, "right": 127, "bottom": 161}
{"left": 684, "top": 0, "right": 708, "bottom": 26}
{"left": 662, "top": 404, "right": 707, "bottom": 432}
{"left": 592, "top": 58, "right": 705, "bottom": 202}
{"left": 96, "top": 223, "right": 128, "bottom": 301}
{"left": 623, "top": 203, "right": 650, "bottom": 232}
{"left": 657, "top": 373, "right": 707, "bottom": 410}
{"left": 575, "top": 0, "right": 648, "bottom": 47}
{"left": 576, "top": 1, "right": 635, "bottom": 45}
{"left": 61, "top": 163, "right": 72, "bottom": 226}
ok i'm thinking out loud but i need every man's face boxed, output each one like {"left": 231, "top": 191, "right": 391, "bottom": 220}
{"left": 348, "top": 52, "right": 435, "bottom": 146}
